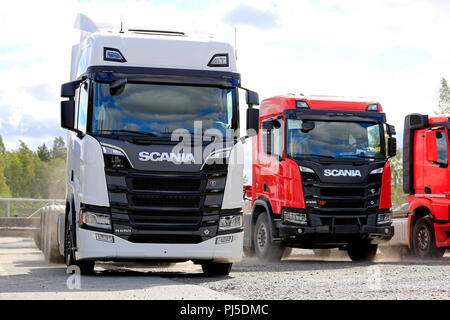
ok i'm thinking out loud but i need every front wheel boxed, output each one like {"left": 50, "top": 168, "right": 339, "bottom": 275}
{"left": 201, "top": 262, "right": 232, "bottom": 276}
{"left": 65, "top": 216, "right": 95, "bottom": 275}
{"left": 254, "top": 214, "right": 284, "bottom": 262}
{"left": 412, "top": 217, "right": 446, "bottom": 259}
{"left": 347, "top": 240, "right": 378, "bottom": 262}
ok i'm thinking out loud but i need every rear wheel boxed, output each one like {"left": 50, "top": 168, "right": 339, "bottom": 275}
{"left": 65, "top": 215, "right": 95, "bottom": 275}
{"left": 412, "top": 217, "right": 446, "bottom": 259}
{"left": 43, "top": 207, "right": 64, "bottom": 263}
{"left": 254, "top": 214, "right": 284, "bottom": 262}
{"left": 347, "top": 240, "right": 378, "bottom": 262}
{"left": 201, "top": 262, "right": 232, "bottom": 276}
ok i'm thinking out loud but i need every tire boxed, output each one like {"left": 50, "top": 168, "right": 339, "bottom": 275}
{"left": 253, "top": 213, "right": 284, "bottom": 262}
{"left": 412, "top": 216, "right": 446, "bottom": 259}
{"left": 201, "top": 262, "right": 232, "bottom": 276}
{"left": 43, "top": 206, "right": 64, "bottom": 264}
{"left": 313, "top": 249, "right": 331, "bottom": 258}
{"left": 347, "top": 240, "right": 378, "bottom": 262}
{"left": 65, "top": 214, "right": 95, "bottom": 275}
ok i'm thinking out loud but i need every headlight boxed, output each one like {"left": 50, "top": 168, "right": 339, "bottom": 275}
{"left": 377, "top": 213, "right": 392, "bottom": 224}
{"left": 370, "top": 167, "right": 383, "bottom": 174}
{"left": 284, "top": 210, "right": 307, "bottom": 225}
{"left": 81, "top": 210, "right": 112, "bottom": 230}
{"left": 102, "top": 145, "right": 129, "bottom": 169}
{"left": 299, "top": 166, "right": 314, "bottom": 173}
{"left": 219, "top": 215, "right": 242, "bottom": 231}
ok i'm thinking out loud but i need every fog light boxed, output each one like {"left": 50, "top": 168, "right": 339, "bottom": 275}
{"left": 92, "top": 233, "right": 114, "bottom": 243}
{"left": 297, "top": 228, "right": 303, "bottom": 234}
{"left": 216, "top": 235, "right": 234, "bottom": 245}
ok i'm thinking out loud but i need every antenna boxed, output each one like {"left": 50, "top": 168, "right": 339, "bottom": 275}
{"left": 120, "top": 16, "right": 124, "bottom": 33}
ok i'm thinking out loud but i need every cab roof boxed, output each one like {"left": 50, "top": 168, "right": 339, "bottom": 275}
{"left": 259, "top": 94, "right": 383, "bottom": 118}
{"left": 71, "top": 29, "right": 236, "bottom": 81}
{"left": 428, "top": 114, "right": 450, "bottom": 124}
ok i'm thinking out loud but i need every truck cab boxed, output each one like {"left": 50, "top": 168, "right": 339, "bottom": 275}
{"left": 402, "top": 113, "right": 450, "bottom": 257}
{"left": 57, "top": 15, "right": 260, "bottom": 275}
{"left": 245, "top": 94, "right": 397, "bottom": 261}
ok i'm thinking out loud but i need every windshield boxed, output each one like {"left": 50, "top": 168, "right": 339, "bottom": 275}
{"left": 286, "top": 119, "right": 385, "bottom": 159}
{"left": 91, "top": 81, "right": 237, "bottom": 137}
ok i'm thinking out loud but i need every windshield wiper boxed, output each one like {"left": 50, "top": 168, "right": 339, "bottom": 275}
{"left": 96, "top": 129, "right": 160, "bottom": 137}
{"left": 296, "top": 153, "right": 335, "bottom": 159}
{"left": 352, "top": 154, "right": 382, "bottom": 160}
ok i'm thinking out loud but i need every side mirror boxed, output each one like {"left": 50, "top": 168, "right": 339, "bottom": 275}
{"left": 247, "top": 108, "right": 259, "bottom": 136}
{"left": 387, "top": 124, "right": 396, "bottom": 136}
{"left": 61, "top": 80, "right": 82, "bottom": 98}
{"left": 388, "top": 137, "right": 397, "bottom": 158}
{"left": 61, "top": 100, "right": 77, "bottom": 132}
{"left": 246, "top": 90, "right": 259, "bottom": 107}
{"left": 425, "top": 131, "right": 438, "bottom": 163}
{"left": 243, "top": 185, "right": 252, "bottom": 199}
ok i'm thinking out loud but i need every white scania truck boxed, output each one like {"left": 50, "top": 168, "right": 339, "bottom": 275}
{"left": 42, "top": 15, "right": 260, "bottom": 275}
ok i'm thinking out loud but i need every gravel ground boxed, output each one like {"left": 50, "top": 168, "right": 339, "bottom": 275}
{"left": 0, "top": 237, "right": 449, "bottom": 300}
{"left": 177, "top": 249, "right": 450, "bottom": 300}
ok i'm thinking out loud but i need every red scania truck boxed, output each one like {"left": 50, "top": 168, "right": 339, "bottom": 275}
{"left": 386, "top": 113, "right": 450, "bottom": 258}
{"left": 243, "top": 94, "right": 397, "bottom": 261}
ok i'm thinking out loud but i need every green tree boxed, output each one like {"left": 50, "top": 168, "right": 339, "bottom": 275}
{"left": 0, "top": 136, "right": 10, "bottom": 197}
{"left": 37, "top": 143, "right": 51, "bottom": 162}
{"left": 5, "top": 141, "right": 38, "bottom": 198}
{"left": 435, "top": 77, "right": 450, "bottom": 114}
{"left": 51, "top": 137, "right": 66, "bottom": 160}
{"left": 389, "top": 148, "right": 406, "bottom": 208}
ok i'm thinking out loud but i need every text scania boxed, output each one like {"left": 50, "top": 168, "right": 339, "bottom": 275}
{"left": 324, "top": 169, "right": 362, "bottom": 177}
{"left": 139, "top": 152, "right": 195, "bottom": 163}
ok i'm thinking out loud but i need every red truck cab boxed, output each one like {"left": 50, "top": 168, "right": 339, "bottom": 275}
{"left": 244, "top": 94, "right": 397, "bottom": 261}
{"left": 403, "top": 114, "right": 450, "bottom": 257}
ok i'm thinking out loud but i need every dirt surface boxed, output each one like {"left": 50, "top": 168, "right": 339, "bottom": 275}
{"left": 0, "top": 237, "right": 449, "bottom": 300}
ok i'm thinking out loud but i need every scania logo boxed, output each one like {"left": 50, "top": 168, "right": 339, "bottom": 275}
{"left": 324, "top": 169, "right": 362, "bottom": 177}
{"left": 138, "top": 152, "right": 195, "bottom": 163}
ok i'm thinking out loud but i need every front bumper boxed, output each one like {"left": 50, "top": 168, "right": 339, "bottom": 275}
{"left": 279, "top": 212, "right": 394, "bottom": 246}
{"left": 75, "top": 228, "right": 244, "bottom": 263}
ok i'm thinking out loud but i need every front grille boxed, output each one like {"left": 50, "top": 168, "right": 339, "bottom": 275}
{"left": 301, "top": 168, "right": 382, "bottom": 212}
{"left": 321, "top": 199, "right": 365, "bottom": 209}
{"left": 130, "top": 177, "right": 202, "bottom": 191}
{"left": 320, "top": 188, "right": 365, "bottom": 197}
{"left": 128, "top": 234, "right": 203, "bottom": 244}
{"left": 104, "top": 165, "right": 227, "bottom": 244}
{"left": 131, "top": 195, "right": 201, "bottom": 208}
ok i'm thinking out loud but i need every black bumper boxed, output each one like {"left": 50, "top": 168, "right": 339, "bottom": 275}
{"left": 279, "top": 212, "right": 394, "bottom": 247}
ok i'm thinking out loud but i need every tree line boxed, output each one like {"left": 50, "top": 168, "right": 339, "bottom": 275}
{"left": 0, "top": 136, "right": 66, "bottom": 200}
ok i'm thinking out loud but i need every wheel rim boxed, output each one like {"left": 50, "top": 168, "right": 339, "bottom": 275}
{"left": 417, "top": 226, "right": 430, "bottom": 251}
{"left": 256, "top": 223, "right": 268, "bottom": 253}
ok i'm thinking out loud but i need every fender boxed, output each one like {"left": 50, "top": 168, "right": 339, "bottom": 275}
{"left": 407, "top": 199, "right": 433, "bottom": 248}
{"left": 247, "top": 198, "right": 280, "bottom": 245}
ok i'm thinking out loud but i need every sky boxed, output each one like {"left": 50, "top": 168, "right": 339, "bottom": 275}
{"left": 0, "top": 0, "right": 449, "bottom": 156}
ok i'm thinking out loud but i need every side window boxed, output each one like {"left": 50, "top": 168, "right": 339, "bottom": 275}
{"left": 77, "top": 81, "right": 89, "bottom": 133}
{"left": 272, "top": 119, "right": 283, "bottom": 158}
{"left": 261, "top": 119, "right": 283, "bottom": 158}
{"left": 436, "top": 131, "right": 448, "bottom": 166}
